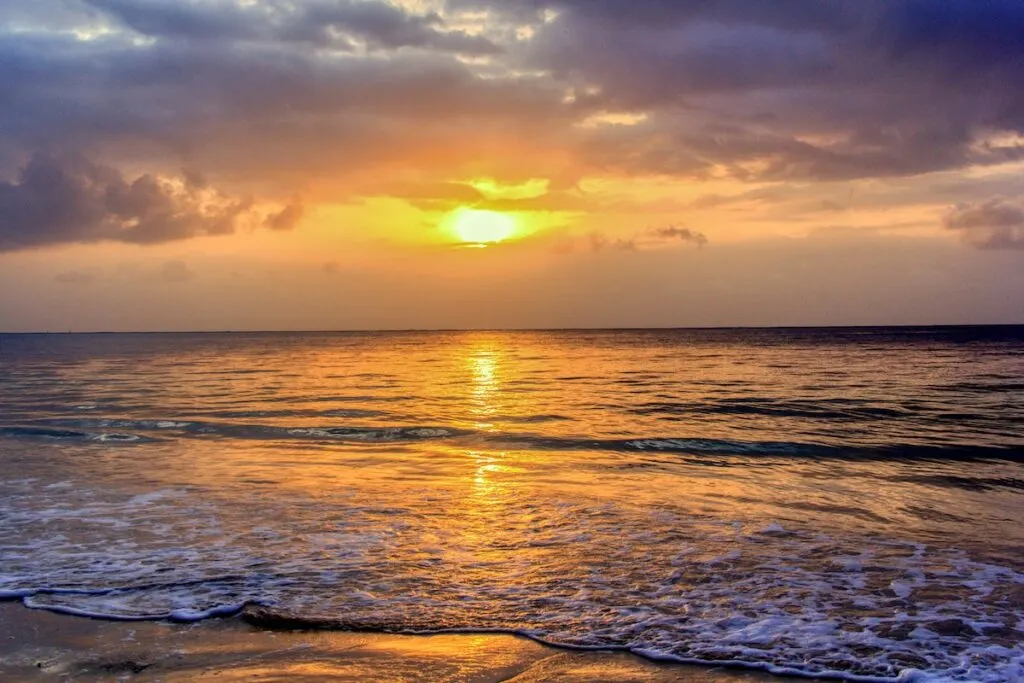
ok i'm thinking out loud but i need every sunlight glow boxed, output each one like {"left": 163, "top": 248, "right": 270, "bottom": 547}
{"left": 450, "top": 208, "right": 517, "bottom": 244}
{"left": 466, "top": 177, "right": 549, "bottom": 200}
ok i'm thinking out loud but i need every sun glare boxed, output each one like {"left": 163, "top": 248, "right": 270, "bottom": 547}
{"left": 451, "top": 208, "right": 516, "bottom": 245}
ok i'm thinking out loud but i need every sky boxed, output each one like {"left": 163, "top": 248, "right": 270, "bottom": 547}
{"left": 1, "top": 0, "right": 1024, "bottom": 331}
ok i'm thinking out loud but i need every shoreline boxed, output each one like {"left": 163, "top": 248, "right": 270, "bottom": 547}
{"left": 0, "top": 602, "right": 812, "bottom": 682}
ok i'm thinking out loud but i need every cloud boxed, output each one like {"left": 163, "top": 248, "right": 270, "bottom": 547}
{"left": 650, "top": 225, "right": 708, "bottom": 246}
{"left": 945, "top": 198, "right": 1024, "bottom": 250}
{"left": 453, "top": 0, "right": 1024, "bottom": 181}
{"left": 0, "top": 27, "right": 566, "bottom": 196}
{"left": 574, "top": 223, "right": 707, "bottom": 254}
{"left": 588, "top": 232, "right": 636, "bottom": 252}
{"left": 360, "top": 181, "right": 487, "bottom": 210}
{"left": 0, "top": 152, "right": 292, "bottom": 252}
{"left": 265, "top": 203, "right": 304, "bottom": 231}
{"left": 1, "top": 0, "right": 1023, "bottom": 233}
{"left": 84, "top": 0, "right": 502, "bottom": 55}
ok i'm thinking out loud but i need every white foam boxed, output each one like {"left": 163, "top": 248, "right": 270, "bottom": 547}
{"left": 890, "top": 579, "right": 914, "bottom": 599}
{"left": 94, "top": 433, "right": 140, "bottom": 442}
{"left": 2, "top": 476, "right": 1022, "bottom": 682}
{"left": 168, "top": 602, "right": 248, "bottom": 622}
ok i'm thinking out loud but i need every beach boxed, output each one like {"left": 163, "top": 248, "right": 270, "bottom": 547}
{"left": 0, "top": 603, "right": 797, "bottom": 681}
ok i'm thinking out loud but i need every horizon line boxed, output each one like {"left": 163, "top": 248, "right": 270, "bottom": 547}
{"left": 2, "top": 322, "right": 1024, "bottom": 335}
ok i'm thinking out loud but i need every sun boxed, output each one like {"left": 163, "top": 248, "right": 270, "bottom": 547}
{"left": 450, "top": 208, "right": 517, "bottom": 245}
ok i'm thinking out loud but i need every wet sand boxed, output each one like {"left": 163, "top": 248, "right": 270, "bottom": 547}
{"left": 0, "top": 603, "right": 808, "bottom": 681}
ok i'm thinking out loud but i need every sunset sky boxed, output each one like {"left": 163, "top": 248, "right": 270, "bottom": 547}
{"left": 2, "top": 0, "right": 1024, "bottom": 331}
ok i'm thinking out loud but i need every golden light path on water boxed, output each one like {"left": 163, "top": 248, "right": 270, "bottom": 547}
{"left": 468, "top": 338, "right": 501, "bottom": 429}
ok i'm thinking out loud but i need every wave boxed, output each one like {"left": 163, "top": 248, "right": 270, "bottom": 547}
{"left": 2, "top": 476, "right": 1022, "bottom": 681}
{"left": 0, "top": 597, "right": 921, "bottom": 682}
{"left": 232, "top": 607, "right": 909, "bottom": 683}
{"left": 3, "top": 419, "right": 1023, "bottom": 463}
{"left": 6, "top": 559, "right": 1023, "bottom": 683}
{"left": 0, "top": 425, "right": 148, "bottom": 443}
{"left": 629, "top": 398, "right": 916, "bottom": 421}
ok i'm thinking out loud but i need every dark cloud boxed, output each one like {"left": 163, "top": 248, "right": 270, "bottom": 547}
{"left": 588, "top": 232, "right": 636, "bottom": 252}
{"left": 945, "top": 198, "right": 1024, "bottom": 250}
{"left": 1, "top": 0, "right": 1023, "bottom": 222}
{"left": 84, "top": 0, "right": 501, "bottom": 55}
{"left": 453, "top": 0, "right": 1024, "bottom": 181}
{"left": 0, "top": 0, "right": 99, "bottom": 31}
{"left": 0, "top": 152, "right": 284, "bottom": 252}
{"left": 450, "top": 0, "right": 850, "bottom": 33}
{"left": 650, "top": 225, "right": 708, "bottom": 247}
{"left": 0, "top": 25, "right": 565, "bottom": 193}
{"left": 578, "top": 224, "right": 707, "bottom": 254}
{"left": 265, "top": 203, "right": 304, "bottom": 232}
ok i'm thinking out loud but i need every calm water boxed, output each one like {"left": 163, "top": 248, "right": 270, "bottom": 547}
{"left": 1, "top": 328, "right": 1023, "bottom": 681}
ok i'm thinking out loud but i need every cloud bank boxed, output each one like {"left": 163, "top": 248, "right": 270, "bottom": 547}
{"left": 945, "top": 198, "right": 1024, "bottom": 250}
{"left": 1, "top": 0, "right": 1023, "bottom": 249}
{"left": 0, "top": 153, "right": 294, "bottom": 252}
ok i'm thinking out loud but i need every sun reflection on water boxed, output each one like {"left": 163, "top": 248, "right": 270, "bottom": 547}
{"left": 466, "top": 340, "right": 503, "bottom": 430}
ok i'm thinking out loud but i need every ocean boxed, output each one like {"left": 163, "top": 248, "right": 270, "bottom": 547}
{"left": 1, "top": 327, "right": 1022, "bottom": 681}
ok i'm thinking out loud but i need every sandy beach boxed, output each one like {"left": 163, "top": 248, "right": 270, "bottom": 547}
{"left": 0, "top": 602, "right": 808, "bottom": 682}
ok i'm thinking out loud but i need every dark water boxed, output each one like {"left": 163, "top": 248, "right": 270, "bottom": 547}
{"left": 1, "top": 328, "right": 1022, "bottom": 681}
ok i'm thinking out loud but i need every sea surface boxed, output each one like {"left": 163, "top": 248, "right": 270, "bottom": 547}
{"left": 1, "top": 328, "right": 1023, "bottom": 681}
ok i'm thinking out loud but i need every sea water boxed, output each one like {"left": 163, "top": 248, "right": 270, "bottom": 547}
{"left": 1, "top": 328, "right": 1022, "bottom": 681}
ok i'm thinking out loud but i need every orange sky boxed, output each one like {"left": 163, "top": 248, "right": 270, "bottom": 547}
{"left": 1, "top": 0, "right": 1023, "bottom": 330}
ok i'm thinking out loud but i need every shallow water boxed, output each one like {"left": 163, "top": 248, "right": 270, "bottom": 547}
{"left": 1, "top": 328, "right": 1023, "bottom": 681}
